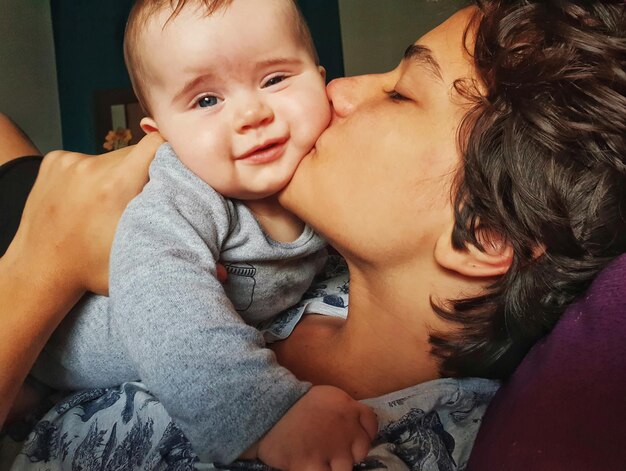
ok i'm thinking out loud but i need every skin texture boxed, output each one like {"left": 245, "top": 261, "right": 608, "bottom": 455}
{"left": 275, "top": 7, "right": 509, "bottom": 399}
{"left": 0, "top": 133, "right": 163, "bottom": 427}
{"left": 138, "top": 0, "right": 331, "bottom": 201}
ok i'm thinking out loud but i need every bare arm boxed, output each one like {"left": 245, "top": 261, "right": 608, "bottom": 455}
{"left": 0, "top": 132, "right": 163, "bottom": 426}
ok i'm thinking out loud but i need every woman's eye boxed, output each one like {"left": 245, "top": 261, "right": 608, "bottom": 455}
{"left": 263, "top": 75, "right": 287, "bottom": 88}
{"left": 387, "top": 90, "right": 410, "bottom": 102}
{"left": 195, "top": 95, "right": 220, "bottom": 108}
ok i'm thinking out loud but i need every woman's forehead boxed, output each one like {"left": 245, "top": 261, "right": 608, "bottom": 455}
{"left": 405, "top": 6, "right": 478, "bottom": 87}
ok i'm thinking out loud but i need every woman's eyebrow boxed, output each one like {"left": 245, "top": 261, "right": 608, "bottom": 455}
{"left": 403, "top": 44, "right": 443, "bottom": 82}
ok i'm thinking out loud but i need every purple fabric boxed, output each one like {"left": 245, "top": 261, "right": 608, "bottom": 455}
{"left": 467, "top": 254, "right": 626, "bottom": 470}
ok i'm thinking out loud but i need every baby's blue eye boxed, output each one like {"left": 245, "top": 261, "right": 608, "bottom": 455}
{"left": 263, "top": 75, "right": 286, "bottom": 88}
{"left": 197, "top": 96, "right": 219, "bottom": 108}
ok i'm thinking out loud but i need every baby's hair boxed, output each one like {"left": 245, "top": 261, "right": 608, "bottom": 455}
{"left": 124, "top": 0, "right": 318, "bottom": 116}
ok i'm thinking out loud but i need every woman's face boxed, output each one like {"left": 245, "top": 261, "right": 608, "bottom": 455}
{"left": 280, "top": 7, "right": 479, "bottom": 266}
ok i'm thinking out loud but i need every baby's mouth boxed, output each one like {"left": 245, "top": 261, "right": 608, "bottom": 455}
{"left": 237, "top": 137, "right": 288, "bottom": 164}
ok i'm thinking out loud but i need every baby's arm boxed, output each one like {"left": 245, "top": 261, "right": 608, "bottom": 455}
{"left": 109, "top": 179, "right": 308, "bottom": 464}
{"left": 247, "top": 385, "right": 378, "bottom": 471}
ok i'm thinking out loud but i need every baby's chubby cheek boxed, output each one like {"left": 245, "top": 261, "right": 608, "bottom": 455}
{"left": 304, "top": 98, "right": 332, "bottom": 150}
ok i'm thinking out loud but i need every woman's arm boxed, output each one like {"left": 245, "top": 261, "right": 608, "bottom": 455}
{"left": 0, "top": 132, "right": 163, "bottom": 426}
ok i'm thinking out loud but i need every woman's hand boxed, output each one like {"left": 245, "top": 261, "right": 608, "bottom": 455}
{"left": 8, "top": 132, "right": 163, "bottom": 296}
{"left": 0, "top": 133, "right": 162, "bottom": 427}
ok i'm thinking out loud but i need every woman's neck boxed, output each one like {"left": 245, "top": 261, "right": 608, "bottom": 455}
{"left": 274, "top": 258, "right": 462, "bottom": 399}
{"left": 336, "top": 261, "right": 448, "bottom": 396}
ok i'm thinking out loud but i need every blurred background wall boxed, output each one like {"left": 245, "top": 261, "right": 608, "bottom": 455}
{"left": 338, "top": 0, "right": 468, "bottom": 75}
{"left": 0, "top": 0, "right": 62, "bottom": 153}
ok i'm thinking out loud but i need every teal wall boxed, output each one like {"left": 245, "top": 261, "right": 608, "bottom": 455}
{"left": 51, "top": 0, "right": 344, "bottom": 154}
{"left": 298, "top": 0, "right": 345, "bottom": 82}
{"left": 51, "top": 0, "right": 134, "bottom": 153}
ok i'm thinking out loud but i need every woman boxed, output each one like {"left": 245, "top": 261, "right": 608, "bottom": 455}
{"left": 2, "top": 1, "right": 624, "bottom": 469}
{"left": 277, "top": 0, "right": 625, "bottom": 389}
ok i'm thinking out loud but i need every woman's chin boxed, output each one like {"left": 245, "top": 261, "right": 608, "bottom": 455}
{"left": 277, "top": 174, "right": 298, "bottom": 209}
{"left": 279, "top": 161, "right": 309, "bottom": 212}
{"left": 303, "top": 143, "right": 317, "bottom": 159}
{"left": 292, "top": 145, "right": 315, "bottom": 178}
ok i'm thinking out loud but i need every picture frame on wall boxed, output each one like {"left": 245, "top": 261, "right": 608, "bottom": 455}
{"left": 93, "top": 88, "right": 144, "bottom": 151}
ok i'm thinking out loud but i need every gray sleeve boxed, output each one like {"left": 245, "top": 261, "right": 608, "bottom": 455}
{"left": 109, "top": 178, "right": 309, "bottom": 463}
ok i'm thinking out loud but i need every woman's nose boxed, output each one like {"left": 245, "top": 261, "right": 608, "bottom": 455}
{"left": 235, "top": 96, "right": 274, "bottom": 133}
{"left": 326, "top": 77, "right": 358, "bottom": 118}
{"left": 326, "top": 74, "right": 382, "bottom": 118}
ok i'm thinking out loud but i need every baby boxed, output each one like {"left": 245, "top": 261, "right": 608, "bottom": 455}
{"left": 30, "top": 0, "right": 376, "bottom": 468}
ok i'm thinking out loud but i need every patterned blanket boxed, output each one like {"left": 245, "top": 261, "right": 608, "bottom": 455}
{"left": 5, "top": 378, "right": 497, "bottom": 471}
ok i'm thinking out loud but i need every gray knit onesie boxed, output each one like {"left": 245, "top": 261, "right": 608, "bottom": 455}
{"left": 31, "top": 143, "right": 327, "bottom": 463}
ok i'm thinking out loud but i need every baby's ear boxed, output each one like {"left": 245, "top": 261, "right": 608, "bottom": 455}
{"left": 140, "top": 117, "right": 159, "bottom": 135}
{"left": 434, "top": 223, "right": 513, "bottom": 278}
{"left": 318, "top": 66, "right": 326, "bottom": 82}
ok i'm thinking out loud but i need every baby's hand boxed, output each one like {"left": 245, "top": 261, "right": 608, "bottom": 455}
{"left": 256, "top": 385, "right": 378, "bottom": 471}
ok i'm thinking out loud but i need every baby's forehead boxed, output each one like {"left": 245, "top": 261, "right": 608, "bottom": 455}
{"left": 146, "top": 0, "right": 297, "bottom": 34}
{"left": 139, "top": 2, "right": 309, "bottom": 70}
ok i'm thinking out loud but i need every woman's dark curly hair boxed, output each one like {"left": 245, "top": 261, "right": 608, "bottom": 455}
{"left": 431, "top": 0, "right": 626, "bottom": 378}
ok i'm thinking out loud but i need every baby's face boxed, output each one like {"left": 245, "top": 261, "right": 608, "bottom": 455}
{"left": 140, "top": 0, "right": 331, "bottom": 200}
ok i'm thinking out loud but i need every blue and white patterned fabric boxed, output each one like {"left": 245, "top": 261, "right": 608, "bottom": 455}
{"left": 2, "top": 256, "right": 500, "bottom": 470}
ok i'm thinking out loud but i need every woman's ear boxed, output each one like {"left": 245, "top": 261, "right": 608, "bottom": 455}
{"left": 140, "top": 117, "right": 159, "bottom": 135}
{"left": 434, "top": 223, "right": 513, "bottom": 278}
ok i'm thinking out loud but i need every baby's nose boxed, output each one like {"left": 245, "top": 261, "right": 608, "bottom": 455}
{"left": 235, "top": 96, "right": 274, "bottom": 133}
